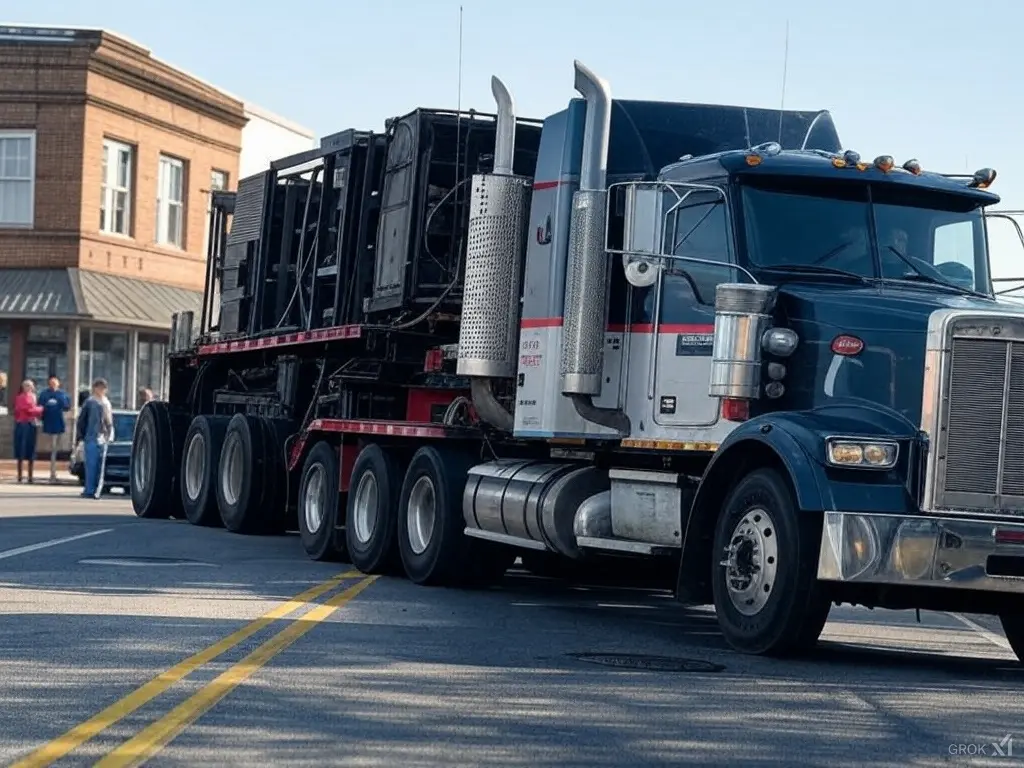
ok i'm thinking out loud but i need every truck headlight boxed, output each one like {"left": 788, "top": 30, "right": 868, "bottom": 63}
{"left": 826, "top": 439, "right": 898, "bottom": 469}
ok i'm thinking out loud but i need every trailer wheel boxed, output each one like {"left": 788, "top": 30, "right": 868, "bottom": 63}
{"left": 710, "top": 467, "right": 831, "bottom": 656}
{"left": 131, "top": 401, "right": 177, "bottom": 519}
{"left": 180, "top": 415, "right": 229, "bottom": 527}
{"left": 345, "top": 443, "right": 401, "bottom": 574}
{"left": 398, "top": 446, "right": 512, "bottom": 587}
{"left": 216, "top": 414, "right": 283, "bottom": 535}
{"left": 298, "top": 441, "right": 347, "bottom": 562}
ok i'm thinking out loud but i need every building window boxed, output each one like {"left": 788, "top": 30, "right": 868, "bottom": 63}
{"left": 204, "top": 169, "right": 229, "bottom": 258}
{"left": 78, "top": 329, "right": 128, "bottom": 408}
{"left": 0, "top": 323, "right": 11, "bottom": 409}
{"left": 100, "top": 139, "right": 133, "bottom": 236}
{"left": 25, "top": 324, "right": 68, "bottom": 388}
{"left": 0, "top": 130, "right": 36, "bottom": 227}
{"left": 156, "top": 154, "right": 185, "bottom": 248}
{"left": 136, "top": 334, "right": 168, "bottom": 405}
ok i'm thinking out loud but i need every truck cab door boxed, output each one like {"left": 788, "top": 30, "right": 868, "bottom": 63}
{"left": 650, "top": 189, "right": 734, "bottom": 427}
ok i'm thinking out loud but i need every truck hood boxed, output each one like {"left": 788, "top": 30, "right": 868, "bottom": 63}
{"left": 770, "top": 282, "right": 1023, "bottom": 426}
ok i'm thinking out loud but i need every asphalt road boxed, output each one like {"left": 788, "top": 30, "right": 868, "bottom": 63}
{"left": 1, "top": 487, "right": 1023, "bottom": 767}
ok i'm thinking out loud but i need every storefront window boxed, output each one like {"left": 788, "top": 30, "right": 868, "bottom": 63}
{"left": 136, "top": 334, "right": 168, "bottom": 405}
{"left": 0, "top": 324, "right": 10, "bottom": 409}
{"left": 25, "top": 324, "right": 68, "bottom": 388}
{"left": 79, "top": 329, "right": 128, "bottom": 407}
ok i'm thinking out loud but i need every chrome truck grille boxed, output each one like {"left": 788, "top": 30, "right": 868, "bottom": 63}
{"left": 924, "top": 310, "right": 1024, "bottom": 516}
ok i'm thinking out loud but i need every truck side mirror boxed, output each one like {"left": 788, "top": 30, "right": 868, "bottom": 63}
{"left": 615, "top": 184, "right": 665, "bottom": 289}
{"left": 622, "top": 185, "right": 664, "bottom": 256}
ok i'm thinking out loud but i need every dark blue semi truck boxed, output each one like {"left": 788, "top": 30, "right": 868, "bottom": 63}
{"left": 140, "top": 60, "right": 1024, "bottom": 660}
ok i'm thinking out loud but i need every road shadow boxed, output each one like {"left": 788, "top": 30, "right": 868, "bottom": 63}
{"left": 1, "top": 600, "right": 1008, "bottom": 768}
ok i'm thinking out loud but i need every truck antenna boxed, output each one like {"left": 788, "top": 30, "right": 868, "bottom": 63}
{"left": 456, "top": 5, "right": 464, "bottom": 183}
{"left": 777, "top": 19, "right": 790, "bottom": 144}
{"left": 457, "top": 4, "right": 464, "bottom": 116}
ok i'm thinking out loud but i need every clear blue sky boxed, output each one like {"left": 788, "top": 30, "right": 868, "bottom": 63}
{"left": 20, "top": 0, "right": 1024, "bottom": 275}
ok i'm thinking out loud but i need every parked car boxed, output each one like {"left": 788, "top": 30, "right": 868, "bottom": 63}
{"left": 69, "top": 409, "right": 138, "bottom": 494}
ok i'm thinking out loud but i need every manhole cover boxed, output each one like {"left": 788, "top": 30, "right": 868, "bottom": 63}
{"left": 568, "top": 653, "right": 726, "bottom": 673}
{"left": 77, "top": 557, "right": 217, "bottom": 567}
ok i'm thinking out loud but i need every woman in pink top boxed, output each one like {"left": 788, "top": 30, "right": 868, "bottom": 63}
{"left": 14, "top": 379, "right": 42, "bottom": 483}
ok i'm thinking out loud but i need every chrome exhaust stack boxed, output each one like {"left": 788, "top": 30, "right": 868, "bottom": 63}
{"left": 456, "top": 76, "right": 532, "bottom": 432}
{"left": 558, "top": 60, "right": 630, "bottom": 436}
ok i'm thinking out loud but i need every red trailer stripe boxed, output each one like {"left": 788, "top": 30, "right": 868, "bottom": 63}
{"left": 198, "top": 325, "right": 362, "bottom": 355}
{"left": 308, "top": 418, "right": 455, "bottom": 439}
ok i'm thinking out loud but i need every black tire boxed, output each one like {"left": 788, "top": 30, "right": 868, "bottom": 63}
{"left": 1000, "top": 614, "right": 1024, "bottom": 663}
{"left": 298, "top": 441, "right": 347, "bottom": 562}
{"left": 180, "top": 415, "right": 229, "bottom": 527}
{"left": 215, "top": 414, "right": 285, "bottom": 534}
{"left": 264, "top": 417, "right": 299, "bottom": 532}
{"left": 711, "top": 467, "right": 831, "bottom": 656}
{"left": 397, "top": 446, "right": 512, "bottom": 587}
{"left": 345, "top": 443, "right": 401, "bottom": 574}
{"left": 130, "top": 401, "right": 177, "bottom": 519}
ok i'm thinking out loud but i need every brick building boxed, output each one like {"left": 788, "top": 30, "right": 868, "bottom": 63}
{"left": 0, "top": 25, "right": 245, "bottom": 444}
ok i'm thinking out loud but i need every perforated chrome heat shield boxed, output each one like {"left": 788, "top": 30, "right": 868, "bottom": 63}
{"left": 456, "top": 173, "right": 532, "bottom": 379}
{"left": 559, "top": 189, "right": 608, "bottom": 396}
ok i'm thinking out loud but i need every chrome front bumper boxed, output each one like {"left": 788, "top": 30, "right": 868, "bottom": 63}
{"left": 818, "top": 511, "right": 1024, "bottom": 593}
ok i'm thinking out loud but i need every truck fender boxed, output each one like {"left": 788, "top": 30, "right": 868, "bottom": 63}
{"left": 675, "top": 417, "right": 826, "bottom": 606}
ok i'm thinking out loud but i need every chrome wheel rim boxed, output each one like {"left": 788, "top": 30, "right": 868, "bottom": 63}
{"left": 133, "top": 428, "right": 151, "bottom": 492}
{"left": 184, "top": 431, "right": 206, "bottom": 501}
{"left": 406, "top": 475, "right": 436, "bottom": 555}
{"left": 351, "top": 472, "right": 378, "bottom": 544}
{"left": 720, "top": 507, "right": 778, "bottom": 616}
{"left": 304, "top": 464, "right": 325, "bottom": 533}
{"left": 221, "top": 435, "right": 244, "bottom": 507}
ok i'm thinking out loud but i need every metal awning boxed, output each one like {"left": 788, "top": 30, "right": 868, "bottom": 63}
{"left": 0, "top": 268, "right": 202, "bottom": 329}
{"left": 0, "top": 268, "right": 81, "bottom": 317}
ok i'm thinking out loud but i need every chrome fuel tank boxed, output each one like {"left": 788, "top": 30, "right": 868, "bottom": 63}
{"left": 462, "top": 459, "right": 609, "bottom": 558}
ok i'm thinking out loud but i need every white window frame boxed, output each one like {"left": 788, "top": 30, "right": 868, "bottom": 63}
{"left": 211, "top": 169, "right": 228, "bottom": 194}
{"left": 156, "top": 154, "right": 185, "bottom": 248}
{"left": 100, "top": 138, "right": 133, "bottom": 236}
{"left": 0, "top": 129, "right": 36, "bottom": 228}
{"left": 204, "top": 169, "right": 229, "bottom": 257}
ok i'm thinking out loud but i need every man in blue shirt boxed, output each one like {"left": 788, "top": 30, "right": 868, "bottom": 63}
{"left": 37, "top": 374, "right": 71, "bottom": 483}
{"left": 76, "top": 378, "right": 112, "bottom": 499}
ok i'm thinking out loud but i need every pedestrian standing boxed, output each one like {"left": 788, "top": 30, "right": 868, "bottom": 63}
{"left": 13, "top": 379, "right": 42, "bottom": 483}
{"left": 76, "top": 378, "right": 112, "bottom": 498}
{"left": 37, "top": 374, "right": 71, "bottom": 483}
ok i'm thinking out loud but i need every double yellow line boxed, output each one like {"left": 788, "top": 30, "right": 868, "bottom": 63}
{"left": 12, "top": 571, "right": 377, "bottom": 768}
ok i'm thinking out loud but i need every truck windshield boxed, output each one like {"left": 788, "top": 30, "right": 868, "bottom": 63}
{"left": 739, "top": 175, "right": 992, "bottom": 294}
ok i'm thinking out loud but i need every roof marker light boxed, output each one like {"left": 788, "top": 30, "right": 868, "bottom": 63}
{"left": 843, "top": 150, "right": 861, "bottom": 166}
{"left": 874, "top": 155, "right": 894, "bottom": 172}
{"left": 752, "top": 141, "right": 782, "bottom": 156}
{"left": 902, "top": 159, "right": 922, "bottom": 175}
{"left": 745, "top": 154, "right": 763, "bottom": 166}
{"left": 968, "top": 167, "right": 997, "bottom": 189}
